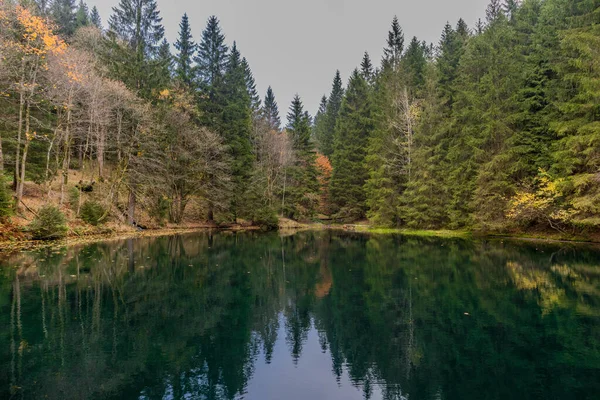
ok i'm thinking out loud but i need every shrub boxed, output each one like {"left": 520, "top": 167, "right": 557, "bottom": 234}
{"left": 80, "top": 200, "right": 106, "bottom": 226}
{"left": 0, "top": 180, "right": 12, "bottom": 221}
{"left": 68, "top": 187, "right": 80, "bottom": 211}
{"left": 28, "top": 205, "right": 68, "bottom": 240}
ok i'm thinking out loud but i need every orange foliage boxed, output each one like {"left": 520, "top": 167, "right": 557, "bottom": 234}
{"left": 315, "top": 153, "right": 332, "bottom": 214}
{"left": 0, "top": 5, "right": 66, "bottom": 58}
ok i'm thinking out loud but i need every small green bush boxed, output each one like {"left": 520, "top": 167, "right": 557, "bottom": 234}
{"left": 28, "top": 205, "right": 68, "bottom": 240}
{"left": 0, "top": 180, "right": 12, "bottom": 221}
{"left": 68, "top": 187, "right": 80, "bottom": 210}
{"left": 80, "top": 200, "right": 105, "bottom": 226}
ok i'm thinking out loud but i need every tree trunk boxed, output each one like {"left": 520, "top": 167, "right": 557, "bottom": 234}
{"left": 128, "top": 185, "right": 136, "bottom": 226}
{"left": 97, "top": 127, "right": 105, "bottom": 178}
{"left": 0, "top": 131, "right": 4, "bottom": 173}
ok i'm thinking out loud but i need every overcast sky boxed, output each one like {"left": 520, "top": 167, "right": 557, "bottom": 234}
{"left": 86, "top": 0, "right": 489, "bottom": 119}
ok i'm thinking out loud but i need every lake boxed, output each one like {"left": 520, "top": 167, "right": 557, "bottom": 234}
{"left": 1, "top": 231, "right": 599, "bottom": 400}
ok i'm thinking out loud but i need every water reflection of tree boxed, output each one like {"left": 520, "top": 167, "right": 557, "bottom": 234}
{"left": 0, "top": 233, "right": 599, "bottom": 400}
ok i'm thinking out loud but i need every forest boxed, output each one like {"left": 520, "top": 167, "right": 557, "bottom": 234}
{"left": 0, "top": 0, "right": 599, "bottom": 236}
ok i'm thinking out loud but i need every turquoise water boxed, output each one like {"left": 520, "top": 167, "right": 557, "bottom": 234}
{"left": 1, "top": 231, "right": 599, "bottom": 399}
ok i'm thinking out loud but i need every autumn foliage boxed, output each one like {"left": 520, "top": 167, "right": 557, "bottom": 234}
{"left": 315, "top": 153, "right": 332, "bottom": 215}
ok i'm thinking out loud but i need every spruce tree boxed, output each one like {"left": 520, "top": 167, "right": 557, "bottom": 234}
{"left": 313, "top": 95, "right": 328, "bottom": 147}
{"left": 194, "top": 15, "right": 228, "bottom": 129}
{"left": 329, "top": 70, "right": 373, "bottom": 219}
{"left": 221, "top": 42, "right": 254, "bottom": 219}
{"left": 262, "top": 86, "right": 281, "bottom": 132}
{"left": 320, "top": 71, "right": 344, "bottom": 156}
{"left": 285, "top": 95, "right": 319, "bottom": 219}
{"left": 383, "top": 16, "right": 404, "bottom": 69}
{"left": 109, "top": 0, "right": 164, "bottom": 57}
{"left": 174, "top": 13, "right": 196, "bottom": 87}
{"left": 51, "top": 0, "right": 77, "bottom": 37}
{"left": 360, "top": 51, "right": 374, "bottom": 84}
{"left": 194, "top": 16, "right": 228, "bottom": 86}
{"left": 90, "top": 6, "right": 102, "bottom": 29}
{"left": 241, "top": 57, "right": 261, "bottom": 118}
{"left": 157, "top": 39, "right": 173, "bottom": 80}
{"left": 107, "top": 0, "right": 166, "bottom": 98}
{"left": 75, "top": 0, "right": 89, "bottom": 29}
{"left": 403, "top": 36, "right": 427, "bottom": 92}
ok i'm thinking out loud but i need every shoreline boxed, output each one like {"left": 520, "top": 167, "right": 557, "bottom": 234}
{"left": 2, "top": 223, "right": 600, "bottom": 255}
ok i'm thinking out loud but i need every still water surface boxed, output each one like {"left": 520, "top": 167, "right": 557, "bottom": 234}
{"left": 1, "top": 231, "right": 599, "bottom": 400}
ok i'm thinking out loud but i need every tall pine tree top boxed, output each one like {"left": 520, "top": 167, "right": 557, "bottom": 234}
{"left": 51, "top": 0, "right": 77, "bottom": 37}
{"left": 109, "top": 0, "right": 165, "bottom": 58}
{"left": 174, "top": 13, "right": 196, "bottom": 86}
{"left": 383, "top": 16, "right": 404, "bottom": 67}
{"left": 195, "top": 15, "right": 228, "bottom": 86}
{"left": 263, "top": 86, "right": 281, "bottom": 132}
{"left": 361, "top": 51, "right": 374, "bottom": 83}
{"left": 287, "top": 95, "right": 312, "bottom": 150}
{"left": 241, "top": 57, "right": 261, "bottom": 116}
{"left": 90, "top": 6, "right": 102, "bottom": 29}
{"left": 320, "top": 70, "right": 344, "bottom": 156}
{"left": 75, "top": 0, "right": 89, "bottom": 29}
{"left": 404, "top": 36, "right": 427, "bottom": 91}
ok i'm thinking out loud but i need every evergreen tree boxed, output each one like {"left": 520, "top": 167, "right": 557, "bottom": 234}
{"left": 285, "top": 95, "right": 319, "bottom": 219}
{"left": 313, "top": 95, "right": 328, "bottom": 146}
{"left": 75, "top": 0, "right": 89, "bottom": 29}
{"left": 360, "top": 51, "right": 374, "bottom": 83}
{"left": 241, "top": 57, "right": 261, "bottom": 117}
{"left": 329, "top": 70, "right": 374, "bottom": 219}
{"left": 90, "top": 6, "right": 102, "bottom": 29}
{"left": 403, "top": 36, "right": 427, "bottom": 92}
{"left": 486, "top": 0, "right": 504, "bottom": 23}
{"left": 109, "top": 0, "right": 165, "bottom": 57}
{"left": 320, "top": 71, "right": 344, "bottom": 156}
{"left": 222, "top": 42, "right": 254, "bottom": 219}
{"left": 174, "top": 13, "right": 196, "bottom": 87}
{"left": 553, "top": 0, "right": 600, "bottom": 173}
{"left": 157, "top": 39, "right": 173, "bottom": 80}
{"left": 194, "top": 15, "right": 228, "bottom": 86}
{"left": 51, "top": 0, "right": 77, "bottom": 37}
{"left": 383, "top": 16, "right": 404, "bottom": 68}
{"left": 194, "top": 15, "right": 228, "bottom": 129}
{"left": 262, "top": 86, "right": 281, "bottom": 132}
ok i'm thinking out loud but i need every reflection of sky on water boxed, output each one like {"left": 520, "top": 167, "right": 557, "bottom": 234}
{"left": 247, "top": 315, "right": 386, "bottom": 400}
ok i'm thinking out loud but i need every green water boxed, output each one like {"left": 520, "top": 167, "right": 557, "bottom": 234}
{"left": 0, "top": 231, "right": 599, "bottom": 400}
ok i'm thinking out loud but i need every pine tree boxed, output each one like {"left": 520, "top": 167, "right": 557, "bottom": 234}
{"left": 403, "top": 36, "right": 427, "bottom": 92}
{"left": 51, "top": 0, "right": 77, "bottom": 37}
{"left": 222, "top": 42, "right": 254, "bottom": 219}
{"left": 262, "top": 87, "right": 281, "bottom": 132}
{"left": 174, "top": 13, "right": 196, "bottom": 87}
{"left": 241, "top": 57, "right": 261, "bottom": 118}
{"left": 194, "top": 15, "right": 228, "bottom": 129}
{"left": 90, "top": 6, "right": 102, "bottom": 29}
{"left": 195, "top": 16, "right": 228, "bottom": 86}
{"left": 320, "top": 71, "right": 344, "bottom": 156}
{"left": 383, "top": 16, "right": 405, "bottom": 69}
{"left": 313, "top": 95, "right": 328, "bottom": 147}
{"left": 106, "top": 0, "right": 166, "bottom": 98}
{"left": 553, "top": 0, "right": 600, "bottom": 172}
{"left": 285, "top": 95, "right": 319, "bottom": 219}
{"left": 329, "top": 70, "right": 373, "bottom": 219}
{"left": 157, "top": 39, "right": 173, "bottom": 80}
{"left": 75, "top": 0, "right": 89, "bottom": 29}
{"left": 360, "top": 51, "right": 374, "bottom": 83}
{"left": 486, "top": 0, "right": 504, "bottom": 23}
{"left": 109, "top": 0, "right": 165, "bottom": 57}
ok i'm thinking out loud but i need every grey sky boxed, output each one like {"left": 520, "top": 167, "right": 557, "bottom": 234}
{"left": 86, "top": 0, "right": 489, "bottom": 119}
